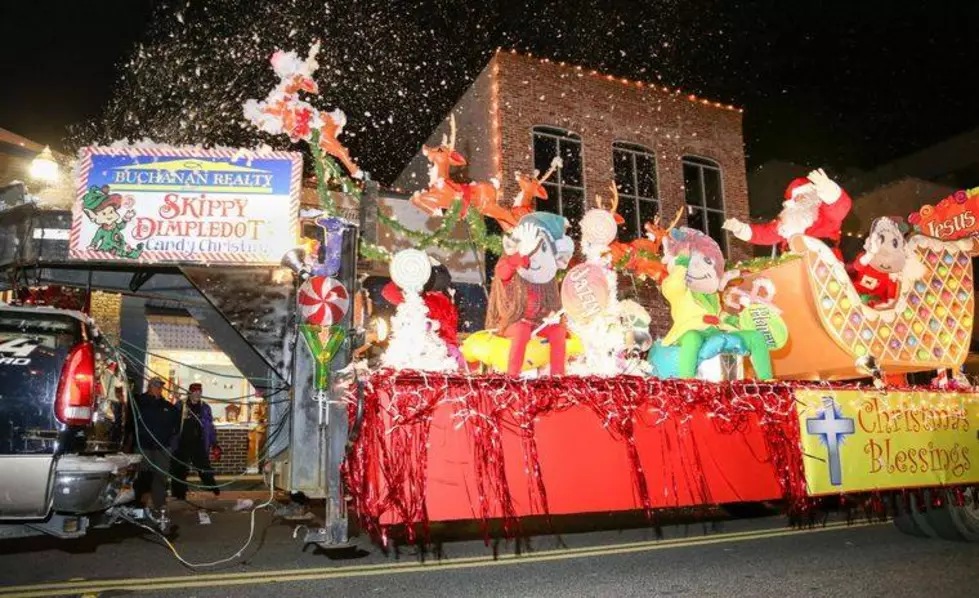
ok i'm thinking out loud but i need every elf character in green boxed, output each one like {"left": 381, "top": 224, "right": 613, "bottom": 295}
{"left": 81, "top": 186, "right": 144, "bottom": 259}
{"left": 651, "top": 227, "right": 773, "bottom": 380}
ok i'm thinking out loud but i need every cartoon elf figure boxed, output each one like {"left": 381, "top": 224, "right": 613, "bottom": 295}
{"left": 657, "top": 227, "right": 773, "bottom": 380}
{"left": 81, "top": 186, "right": 144, "bottom": 259}
{"left": 847, "top": 216, "right": 908, "bottom": 308}
{"left": 485, "top": 212, "right": 575, "bottom": 376}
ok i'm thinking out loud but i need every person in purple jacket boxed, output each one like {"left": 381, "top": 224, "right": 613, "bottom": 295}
{"left": 170, "top": 383, "right": 221, "bottom": 500}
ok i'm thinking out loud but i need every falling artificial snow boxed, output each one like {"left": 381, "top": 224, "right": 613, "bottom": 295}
{"left": 66, "top": 1, "right": 721, "bottom": 185}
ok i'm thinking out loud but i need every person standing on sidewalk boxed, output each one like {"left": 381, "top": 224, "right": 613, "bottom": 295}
{"left": 170, "top": 383, "right": 221, "bottom": 501}
{"left": 132, "top": 377, "right": 180, "bottom": 518}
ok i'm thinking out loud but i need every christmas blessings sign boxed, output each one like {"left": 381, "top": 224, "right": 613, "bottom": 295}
{"left": 70, "top": 146, "right": 301, "bottom": 264}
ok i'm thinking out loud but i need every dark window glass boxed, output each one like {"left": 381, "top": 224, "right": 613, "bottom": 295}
{"left": 638, "top": 199, "right": 659, "bottom": 230}
{"left": 533, "top": 135, "right": 557, "bottom": 174}
{"left": 617, "top": 191, "right": 639, "bottom": 241}
{"left": 706, "top": 211, "right": 728, "bottom": 254}
{"left": 687, "top": 206, "right": 705, "bottom": 236}
{"left": 682, "top": 156, "right": 726, "bottom": 255}
{"left": 613, "top": 151, "right": 635, "bottom": 196}
{"left": 704, "top": 167, "right": 723, "bottom": 210}
{"left": 636, "top": 153, "right": 658, "bottom": 198}
{"left": 559, "top": 141, "right": 583, "bottom": 187}
{"left": 613, "top": 143, "right": 658, "bottom": 244}
{"left": 542, "top": 182, "right": 559, "bottom": 208}
{"left": 532, "top": 126, "right": 585, "bottom": 234}
{"left": 560, "top": 187, "right": 584, "bottom": 239}
{"left": 683, "top": 163, "right": 701, "bottom": 206}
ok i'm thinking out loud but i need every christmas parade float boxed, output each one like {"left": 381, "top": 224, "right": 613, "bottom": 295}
{"left": 5, "top": 42, "right": 977, "bottom": 550}
{"left": 237, "top": 43, "right": 979, "bottom": 546}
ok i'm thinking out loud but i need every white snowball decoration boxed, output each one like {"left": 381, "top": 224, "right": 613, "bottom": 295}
{"left": 390, "top": 248, "right": 432, "bottom": 293}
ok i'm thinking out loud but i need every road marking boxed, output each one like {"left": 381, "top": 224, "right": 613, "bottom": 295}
{"left": 0, "top": 521, "right": 881, "bottom": 597}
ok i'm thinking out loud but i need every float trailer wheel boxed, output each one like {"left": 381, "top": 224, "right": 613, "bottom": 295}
{"left": 891, "top": 494, "right": 928, "bottom": 538}
{"left": 935, "top": 489, "right": 979, "bottom": 542}
{"left": 893, "top": 490, "right": 979, "bottom": 542}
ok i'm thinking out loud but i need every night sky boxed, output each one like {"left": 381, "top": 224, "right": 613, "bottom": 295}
{"left": 1, "top": 0, "right": 977, "bottom": 183}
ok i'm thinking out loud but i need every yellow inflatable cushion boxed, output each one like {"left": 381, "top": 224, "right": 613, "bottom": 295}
{"left": 462, "top": 330, "right": 583, "bottom": 373}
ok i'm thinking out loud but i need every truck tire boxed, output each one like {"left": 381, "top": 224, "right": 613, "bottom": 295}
{"left": 892, "top": 493, "right": 928, "bottom": 537}
{"left": 908, "top": 491, "right": 944, "bottom": 539}
{"left": 920, "top": 490, "right": 966, "bottom": 541}
{"left": 942, "top": 489, "right": 979, "bottom": 542}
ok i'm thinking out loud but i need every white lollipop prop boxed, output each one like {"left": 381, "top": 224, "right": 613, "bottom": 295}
{"left": 390, "top": 249, "right": 432, "bottom": 293}
{"left": 580, "top": 208, "right": 618, "bottom": 247}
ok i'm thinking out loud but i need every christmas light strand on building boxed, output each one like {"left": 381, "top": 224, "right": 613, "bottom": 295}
{"left": 498, "top": 48, "right": 742, "bottom": 113}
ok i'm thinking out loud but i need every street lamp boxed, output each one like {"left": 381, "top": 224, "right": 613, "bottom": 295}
{"left": 29, "top": 146, "right": 59, "bottom": 183}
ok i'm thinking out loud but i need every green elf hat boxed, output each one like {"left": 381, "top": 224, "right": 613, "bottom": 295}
{"left": 82, "top": 185, "right": 121, "bottom": 212}
{"left": 517, "top": 211, "right": 569, "bottom": 242}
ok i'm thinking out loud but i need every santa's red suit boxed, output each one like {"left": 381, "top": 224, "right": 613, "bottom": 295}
{"left": 744, "top": 177, "right": 852, "bottom": 255}
{"left": 848, "top": 253, "right": 899, "bottom": 307}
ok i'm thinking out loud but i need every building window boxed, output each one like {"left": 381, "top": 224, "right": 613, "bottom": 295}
{"left": 532, "top": 126, "right": 584, "bottom": 233}
{"left": 613, "top": 142, "right": 659, "bottom": 241}
{"left": 682, "top": 155, "right": 726, "bottom": 254}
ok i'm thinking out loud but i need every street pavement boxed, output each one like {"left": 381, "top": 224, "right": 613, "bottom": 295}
{"left": 1, "top": 501, "right": 978, "bottom": 598}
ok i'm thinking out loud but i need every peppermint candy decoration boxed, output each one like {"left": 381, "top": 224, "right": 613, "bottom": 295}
{"left": 580, "top": 209, "right": 618, "bottom": 247}
{"left": 390, "top": 249, "right": 432, "bottom": 293}
{"left": 298, "top": 276, "right": 349, "bottom": 326}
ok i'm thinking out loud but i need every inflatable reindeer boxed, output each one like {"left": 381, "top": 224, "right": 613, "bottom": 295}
{"left": 410, "top": 116, "right": 563, "bottom": 232}
{"left": 603, "top": 183, "right": 683, "bottom": 282}
{"left": 317, "top": 109, "right": 363, "bottom": 179}
{"left": 493, "top": 158, "right": 563, "bottom": 231}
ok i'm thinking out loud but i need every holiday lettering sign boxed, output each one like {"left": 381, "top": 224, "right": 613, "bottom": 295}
{"left": 908, "top": 187, "right": 979, "bottom": 241}
{"left": 70, "top": 146, "right": 301, "bottom": 264}
{"left": 795, "top": 389, "right": 979, "bottom": 495}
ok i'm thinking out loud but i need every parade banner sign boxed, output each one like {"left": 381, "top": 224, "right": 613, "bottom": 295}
{"left": 70, "top": 146, "right": 301, "bottom": 264}
{"left": 908, "top": 186, "right": 979, "bottom": 241}
{"left": 796, "top": 389, "right": 979, "bottom": 495}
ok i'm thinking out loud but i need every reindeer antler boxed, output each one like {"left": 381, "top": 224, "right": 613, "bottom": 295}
{"left": 538, "top": 157, "right": 562, "bottom": 184}
{"left": 666, "top": 206, "right": 684, "bottom": 231}
{"left": 608, "top": 182, "right": 619, "bottom": 214}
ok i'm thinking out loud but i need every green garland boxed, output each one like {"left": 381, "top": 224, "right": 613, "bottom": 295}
{"left": 361, "top": 199, "right": 504, "bottom": 263}
{"left": 732, "top": 253, "right": 802, "bottom": 274}
{"left": 378, "top": 199, "right": 467, "bottom": 250}
{"left": 465, "top": 209, "right": 503, "bottom": 256}
{"left": 359, "top": 241, "right": 393, "bottom": 262}
{"left": 309, "top": 130, "right": 362, "bottom": 216}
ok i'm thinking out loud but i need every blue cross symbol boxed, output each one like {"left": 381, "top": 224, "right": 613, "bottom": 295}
{"left": 806, "top": 397, "right": 855, "bottom": 486}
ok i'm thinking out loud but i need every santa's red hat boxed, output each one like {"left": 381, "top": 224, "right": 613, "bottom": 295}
{"left": 784, "top": 177, "right": 813, "bottom": 200}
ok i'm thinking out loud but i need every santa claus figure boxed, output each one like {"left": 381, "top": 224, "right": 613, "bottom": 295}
{"left": 847, "top": 216, "right": 908, "bottom": 308}
{"left": 723, "top": 169, "right": 851, "bottom": 256}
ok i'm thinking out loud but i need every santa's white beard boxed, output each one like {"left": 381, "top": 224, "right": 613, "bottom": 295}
{"left": 776, "top": 197, "right": 820, "bottom": 238}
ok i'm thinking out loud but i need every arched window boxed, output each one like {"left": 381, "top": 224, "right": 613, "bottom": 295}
{"left": 532, "top": 126, "right": 584, "bottom": 231}
{"left": 682, "top": 155, "right": 727, "bottom": 253}
{"left": 613, "top": 142, "right": 658, "bottom": 241}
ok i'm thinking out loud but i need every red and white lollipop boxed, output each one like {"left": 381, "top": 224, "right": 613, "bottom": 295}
{"left": 298, "top": 276, "right": 350, "bottom": 325}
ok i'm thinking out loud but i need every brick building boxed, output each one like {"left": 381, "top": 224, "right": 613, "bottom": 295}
{"left": 395, "top": 50, "right": 751, "bottom": 335}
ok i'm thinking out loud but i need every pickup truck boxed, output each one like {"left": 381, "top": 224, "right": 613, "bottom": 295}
{"left": 0, "top": 304, "right": 143, "bottom": 540}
